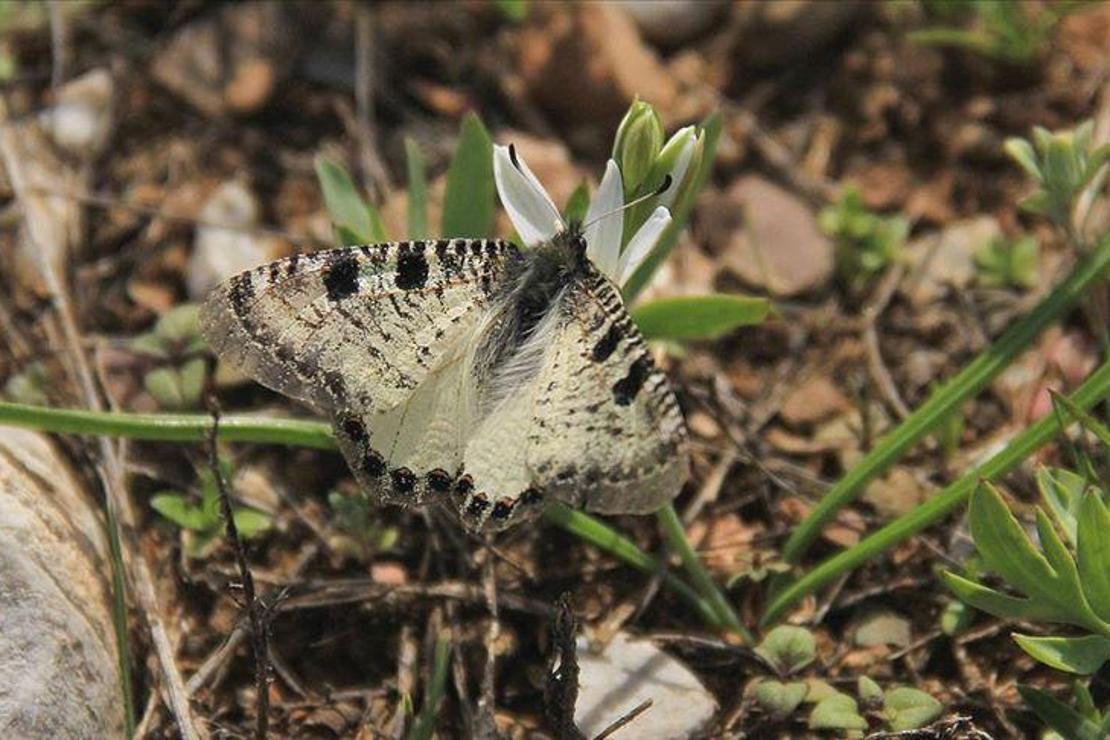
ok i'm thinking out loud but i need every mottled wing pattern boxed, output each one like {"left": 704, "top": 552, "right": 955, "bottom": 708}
{"left": 457, "top": 269, "right": 689, "bottom": 531}
{"left": 200, "top": 239, "right": 519, "bottom": 506}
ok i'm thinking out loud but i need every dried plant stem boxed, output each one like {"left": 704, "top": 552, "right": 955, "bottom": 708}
{"left": 206, "top": 404, "right": 270, "bottom": 739}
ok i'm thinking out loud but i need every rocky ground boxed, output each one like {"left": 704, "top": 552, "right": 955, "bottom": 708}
{"left": 0, "top": 2, "right": 1108, "bottom": 738}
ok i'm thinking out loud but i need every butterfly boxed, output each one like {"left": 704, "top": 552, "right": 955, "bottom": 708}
{"left": 199, "top": 145, "right": 689, "bottom": 531}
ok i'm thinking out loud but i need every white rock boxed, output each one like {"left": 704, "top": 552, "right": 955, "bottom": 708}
{"left": 575, "top": 632, "right": 716, "bottom": 739}
{"left": 0, "top": 429, "right": 125, "bottom": 737}
{"left": 187, "top": 179, "right": 279, "bottom": 299}
{"left": 41, "top": 68, "right": 115, "bottom": 159}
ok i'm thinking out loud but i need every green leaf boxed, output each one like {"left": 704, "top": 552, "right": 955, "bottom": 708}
{"left": 1005, "top": 137, "right": 1043, "bottom": 180}
{"left": 315, "top": 155, "right": 373, "bottom": 244}
{"left": 857, "top": 676, "right": 883, "bottom": 705}
{"left": 442, "top": 113, "right": 494, "bottom": 238}
{"left": 883, "top": 687, "right": 943, "bottom": 731}
{"left": 178, "top": 357, "right": 207, "bottom": 408}
{"left": 144, "top": 367, "right": 185, "bottom": 410}
{"left": 1076, "top": 491, "right": 1110, "bottom": 622}
{"left": 755, "top": 625, "right": 816, "bottom": 675}
{"left": 941, "top": 570, "right": 1071, "bottom": 622}
{"left": 232, "top": 508, "right": 273, "bottom": 538}
{"left": 1037, "top": 466, "right": 1085, "bottom": 544}
{"left": 492, "top": 0, "right": 528, "bottom": 22}
{"left": 1018, "top": 685, "right": 1106, "bottom": 740}
{"left": 1051, "top": 389, "right": 1110, "bottom": 449}
{"left": 969, "top": 484, "right": 1083, "bottom": 621}
{"left": 151, "top": 494, "right": 210, "bottom": 532}
{"left": 808, "top": 692, "right": 867, "bottom": 731}
{"left": 753, "top": 680, "right": 808, "bottom": 716}
{"left": 631, "top": 294, "right": 770, "bottom": 341}
{"left": 404, "top": 137, "right": 428, "bottom": 239}
{"left": 367, "top": 203, "right": 389, "bottom": 242}
{"left": 1012, "top": 634, "right": 1110, "bottom": 674}
{"left": 562, "top": 181, "right": 590, "bottom": 224}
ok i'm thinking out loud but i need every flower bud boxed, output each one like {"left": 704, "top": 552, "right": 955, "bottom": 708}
{"left": 649, "top": 125, "right": 698, "bottom": 210}
{"left": 613, "top": 99, "right": 664, "bottom": 196}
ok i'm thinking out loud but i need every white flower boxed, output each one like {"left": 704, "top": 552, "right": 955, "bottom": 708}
{"left": 493, "top": 144, "right": 672, "bottom": 288}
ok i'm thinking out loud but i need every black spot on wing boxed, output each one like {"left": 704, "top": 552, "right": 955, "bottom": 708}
{"left": 612, "top": 356, "right": 652, "bottom": 406}
{"left": 340, "top": 416, "right": 368, "bottom": 445}
{"left": 466, "top": 493, "right": 490, "bottom": 518}
{"left": 390, "top": 467, "right": 417, "bottom": 494}
{"left": 324, "top": 253, "right": 360, "bottom": 301}
{"left": 229, "top": 272, "right": 254, "bottom": 317}
{"left": 491, "top": 499, "right": 514, "bottom": 520}
{"left": 520, "top": 487, "right": 544, "bottom": 506}
{"left": 427, "top": 469, "right": 453, "bottom": 493}
{"left": 361, "top": 449, "right": 387, "bottom": 477}
{"left": 591, "top": 323, "right": 622, "bottom": 362}
{"left": 396, "top": 243, "right": 429, "bottom": 290}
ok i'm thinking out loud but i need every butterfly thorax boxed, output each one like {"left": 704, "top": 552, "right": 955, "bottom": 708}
{"left": 475, "top": 227, "right": 594, "bottom": 409}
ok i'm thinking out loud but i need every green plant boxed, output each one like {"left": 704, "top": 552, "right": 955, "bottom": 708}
{"left": 131, "top": 303, "right": 208, "bottom": 410}
{"left": 327, "top": 489, "right": 400, "bottom": 562}
{"left": 819, "top": 187, "right": 909, "bottom": 289}
{"left": 150, "top": 460, "right": 272, "bottom": 558}
{"left": 910, "top": 1, "right": 1064, "bottom": 65}
{"left": 768, "top": 120, "right": 1110, "bottom": 622}
{"left": 750, "top": 627, "right": 943, "bottom": 734}
{"left": 1006, "top": 120, "right": 1110, "bottom": 237}
{"left": 941, "top": 394, "right": 1110, "bottom": 737}
{"left": 976, "top": 235, "right": 1040, "bottom": 289}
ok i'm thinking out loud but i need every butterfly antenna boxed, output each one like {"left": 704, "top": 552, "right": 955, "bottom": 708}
{"left": 581, "top": 175, "right": 672, "bottom": 230}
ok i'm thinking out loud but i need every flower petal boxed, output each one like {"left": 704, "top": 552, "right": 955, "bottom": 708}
{"left": 493, "top": 144, "right": 563, "bottom": 246}
{"left": 616, "top": 206, "right": 671, "bottom": 287}
{"left": 584, "top": 159, "right": 624, "bottom": 280}
{"left": 659, "top": 132, "right": 695, "bottom": 209}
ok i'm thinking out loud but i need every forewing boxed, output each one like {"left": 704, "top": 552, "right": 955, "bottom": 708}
{"left": 199, "top": 239, "right": 517, "bottom": 414}
{"left": 201, "top": 239, "right": 518, "bottom": 507}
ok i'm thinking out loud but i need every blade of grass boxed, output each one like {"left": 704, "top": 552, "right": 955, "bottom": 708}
{"left": 407, "top": 634, "right": 452, "bottom": 740}
{"left": 657, "top": 503, "right": 752, "bottom": 642}
{"left": 315, "top": 155, "right": 373, "bottom": 244}
{"left": 442, "top": 113, "right": 494, "bottom": 238}
{"left": 544, "top": 501, "right": 726, "bottom": 632}
{"left": 0, "top": 402, "right": 335, "bottom": 449}
{"left": 405, "top": 137, "right": 428, "bottom": 239}
{"left": 0, "top": 401, "right": 737, "bottom": 634}
{"left": 781, "top": 234, "right": 1110, "bottom": 565}
{"left": 762, "top": 358, "right": 1110, "bottom": 625}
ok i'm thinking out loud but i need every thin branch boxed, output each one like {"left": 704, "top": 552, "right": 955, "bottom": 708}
{"left": 207, "top": 401, "right": 270, "bottom": 739}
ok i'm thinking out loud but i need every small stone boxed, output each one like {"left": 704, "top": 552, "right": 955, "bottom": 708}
{"left": 902, "top": 216, "right": 1002, "bottom": 307}
{"left": 854, "top": 610, "right": 913, "bottom": 649}
{"left": 152, "top": 3, "right": 296, "bottom": 117}
{"left": 186, "top": 180, "right": 288, "bottom": 299}
{"left": 575, "top": 632, "right": 716, "bottom": 738}
{"left": 781, "top": 376, "right": 849, "bottom": 427}
{"left": 732, "top": 1, "right": 863, "bottom": 67}
{"left": 862, "top": 467, "right": 931, "bottom": 518}
{"left": 622, "top": 0, "right": 729, "bottom": 48}
{"left": 41, "top": 68, "right": 114, "bottom": 159}
{"left": 706, "top": 176, "right": 834, "bottom": 297}
{"left": 518, "top": 4, "right": 679, "bottom": 136}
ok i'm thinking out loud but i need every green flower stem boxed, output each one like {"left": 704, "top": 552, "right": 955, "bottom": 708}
{"left": 0, "top": 402, "right": 336, "bottom": 449}
{"left": 544, "top": 501, "right": 727, "bottom": 632}
{"left": 783, "top": 234, "right": 1110, "bottom": 564}
{"left": 0, "top": 400, "right": 737, "bottom": 634}
{"left": 657, "top": 503, "right": 752, "bottom": 642}
{"left": 406, "top": 634, "right": 451, "bottom": 740}
{"left": 762, "top": 358, "right": 1110, "bottom": 625}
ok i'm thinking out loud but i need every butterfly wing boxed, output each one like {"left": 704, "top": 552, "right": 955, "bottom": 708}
{"left": 457, "top": 270, "right": 689, "bottom": 531}
{"left": 200, "top": 239, "right": 519, "bottom": 505}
